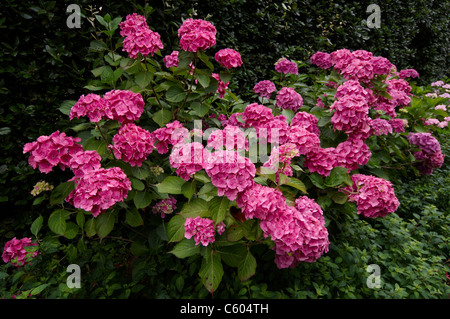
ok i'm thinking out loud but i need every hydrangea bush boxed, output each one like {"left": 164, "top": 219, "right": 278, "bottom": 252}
{"left": 3, "top": 12, "right": 448, "bottom": 297}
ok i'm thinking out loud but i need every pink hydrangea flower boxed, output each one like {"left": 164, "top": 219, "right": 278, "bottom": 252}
{"left": 110, "top": 123, "right": 155, "bottom": 167}
{"left": 214, "top": 48, "right": 243, "bottom": 69}
{"left": 236, "top": 183, "right": 287, "bottom": 221}
{"left": 261, "top": 206, "right": 329, "bottom": 268}
{"left": 66, "top": 167, "right": 132, "bottom": 218}
{"left": 262, "top": 143, "right": 299, "bottom": 178}
{"left": 241, "top": 103, "right": 274, "bottom": 129}
{"left": 207, "top": 126, "right": 249, "bottom": 151}
{"left": 335, "top": 80, "right": 369, "bottom": 101}
{"left": 398, "top": 69, "right": 419, "bottom": 79}
{"left": 435, "top": 104, "right": 447, "bottom": 111}
{"left": 352, "top": 50, "right": 373, "bottom": 61}
{"left": 431, "top": 80, "right": 444, "bottom": 87}
{"left": 69, "top": 150, "right": 102, "bottom": 177}
{"left": 211, "top": 73, "right": 229, "bottom": 98}
{"left": 23, "top": 131, "right": 83, "bottom": 174}
{"left": 216, "top": 222, "right": 226, "bottom": 235}
{"left": 294, "top": 196, "right": 325, "bottom": 226}
{"left": 389, "top": 118, "right": 407, "bottom": 133}
{"left": 184, "top": 216, "right": 216, "bottom": 246}
{"left": 343, "top": 174, "right": 400, "bottom": 218}
{"left": 330, "top": 48, "right": 354, "bottom": 71}
{"left": 122, "top": 27, "right": 164, "bottom": 59}
{"left": 2, "top": 237, "right": 39, "bottom": 268}
{"left": 341, "top": 58, "right": 375, "bottom": 83}
{"left": 103, "top": 90, "right": 145, "bottom": 124}
{"left": 151, "top": 121, "right": 189, "bottom": 154}
{"left": 288, "top": 126, "right": 321, "bottom": 156}
{"left": 424, "top": 118, "right": 440, "bottom": 126}
{"left": 330, "top": 94, "right": 370, "bottom": 134}
{"left": 264, "top": 115, "right": 291, "bottom": 145}
{"left": 178, "top": 18, "right": 217, "bottom": 52}
{"left": 310, "top": 51, "right": 332, "bottom": 69}
{"left": 370, "top": 118, "right": 393, "bottom": 136}
{"left": 69, "top": 93, "right": 106, "bottom": 122}
{"left": 152, "top": 196, "right": 177, "bottom": 218}
{"left": 413, "top": 151, "right": 445, "bottom": 175}
{"left": 169, "top": 142, "right": 209, "bottom": 181}
{"left": 119, "top": 13, "right": 148, "bottom": 37}
{"left": 290, "top": 112, "right": 320, "bottom": 136}
{"left": 163, "top": 50, "right": 179, "bottom": 68}
{"left": 371, "top": 56, "right": 394, "bottom": 75}
{"left": 407, "top": 132, "right": 441, "bottom": 155}
{"left": 303, "top": 147, "right": 336, "bottom": 177}
{"left": 274, "top": 58, "right": 298, "bottom": 74}
{"left": 334, "top": 138, "right": 371, "bottom": 171}
{"left": 204, "top": 150, "right": 256, "bottom": 201}
{"left": 275, "top": 87, "right": 303, "bottom": 111}
{"left": 253, "top": 80, "right": 276, "bottom": 99}
{"left": 385, "top": 79, "right": 412, "bottom": 106}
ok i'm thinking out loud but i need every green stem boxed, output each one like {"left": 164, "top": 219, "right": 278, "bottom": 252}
{"left": 95, "top": 122, "right": 112, "bottom": 155}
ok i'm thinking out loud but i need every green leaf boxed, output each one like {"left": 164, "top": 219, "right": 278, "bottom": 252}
{"left": 209, "top": 196, "right": 230, "bottom": 224}
{"left": 59, "top": 100, "right": 76, "bottom": 115}
{"left": 130, "top": 241, "right": 148, "bottom": 256}
{"left": 238, "top": 249, "right": 257, "bottom": 281}
{"left": 131, "top": 164, "right": 151, "bottom": 180}
{"left": 50, "top": 181, "right": 75, "bottom": 205}
{"left": 166, "top": 85, "right": 187, "bottom": 103}
{"left": 133, "top": 191, "right": 153, "bottom": 209}
{"left": 285, "top": 177, "right": 308, "bottom": 193}
{"left": 197, "top": 73, "right": 211, "bottom": 88}
{"left": 325, "top": 166, "right": 351, "bottom": 187}
{"left": 84, "top": 137, "right": 107, "bottom": 156}
{"left": 95, "top": 211, "right": 115, "bottom": 238}
{"left": 126, "top": 208, "right": 144, "bottom": 227}
{"left": 85, "top": 218, "right": 96, "bottom": 237}
{"left": 225, "top": 224, "right": 244, "bottom": 242}
{"left": 180, "top": 198, "right": 211, "bottom": 218}
{"left": 30, "top": 215, "right": 44, "bottom": 237}
{"left": 76, "top": 211, "right": 85, "bottom": 229}
{"left": 219, "top": 71, "right": 232, "bottom": 83}
{"left": 64, "top": 222, "right": 79, "bottom": 240}
{"left": 130, "top": 177, "right": 145, "bottom": 191}
{"left": 331, "top": 191, "right": 348, "bottom": 204}
{"left": 30, "top": 284, "right": 50, "bottom": 296}
{"left": 219, "top": 244, "right": 247, "bottom": 267}
{"left": 152, "top": 109, "right": 173, "bottom": 127}
{"left": 48, "top": 209, "right": 70, "bottom": 236}
{"left": 135, "top": 71, "right": 153, "bottom": 89}
{"left": 167, "top": 214, "right": 186, "bottom": 243}
{"left": 155, "top": 176, "right": 186, "bottom": 194}
{"left": 193, "top": 171, "right": 211, "bottom": 184}
{"left": 309, "top": 173, "right": 326, "bottom": 189}
{"left": 181, "top": 180, "right": 196, "bottom": 200}
{"left": 199, "top": 249, "right": 223, "bottom": 294}
{"left": 170, "top": 238, "right": 200, "bottom": 258}
{"left": 190, "top": 101, "right": 209, "bottom": 117}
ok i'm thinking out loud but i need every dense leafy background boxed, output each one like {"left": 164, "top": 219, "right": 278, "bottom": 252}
{"left": 0, "top": 0, "right": 449, "bottom": 299}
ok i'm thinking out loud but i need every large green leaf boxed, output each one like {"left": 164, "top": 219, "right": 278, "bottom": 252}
{"left": 133, "top": 190, "right": 153, "bottom": 209}
{"left": 152, "top": 109, "right": 173, "bottom": 127}
{"left": 237, "top": 249, "right": 257, "bottom": 281}
{"left": 285, "top": 177, "right": 308, "bottom": 193}
{"left": 199, "top": 249, "right": 224, "bottom": 294}
{"left": 180, "top": 198, "right": 211, "bottom": 218}
{"left": 49, "top": 181, "right": 75, "bottom": 205}
{"left": 219, "top": 244, "right": 247, "bottom": 267}
{"left": 166, "top": 85, "right": 187, "bottom": 103}
{"left": 209, "top": 196, "right": 230, "bottom": 224}
{"left": 167, "top": 214, "right": 186, "bottom": 243}
{"left": 95, "top": 211, "right": 115, "bottom": 238}
{"left": 170, "top": 238, "right": 200, "bottom": 258}
{"left": 325, "top": 166, "right": 351, "bottom": 187}
{"left": 48, "top": 209, "right": 70, "bottom": 236}
{"left": 155, "top": 176, "right": 186, "bottom": 194}
{"left": 30, "top": 215, "right": 44, "bottom": 237}
{"left": 126, "top": 208, "right": 144, "bottom": 227}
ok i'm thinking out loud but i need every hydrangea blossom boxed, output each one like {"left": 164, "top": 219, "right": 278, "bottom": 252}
{"left": 30, "top": 180, "right": 54, "bottom": 196}
{"left": 163, "top": 50, "right": 179, "bottom": 68}
{"left": 236, "top": 183, "right": 287, "bottom": 221}
{"left": 103, "top": 90, "right": 145, "bottom": 124}
{"left": 295, "top": 196, "right": 325, "bottom": 225}
{"left": 288, "top": 126, "right": 321, "bottom": 156}
{"left": 310, "top": 51, "right": 332, "bottom": 69}
{"left": 169, "top": 142, "right": 209, "bottom": 181}
{"left": 341, "top": 58, "right": 375, "bottom": 83}
{"left": 69, "top": 93, "right": 106, "bottom": 122}
{"left": 241, "top": 103, "right": 274, "bottom": 128}
{"left": 2, "top": 237, "right": 39, "bottom": 267}
{"left": 119, "top": 13, "right": 148, "bottom": 37}
{"left": 152, "top": 196, "right": 177, "bottom": 218}
{"left": 151, "top": 120, "right": 189, "bottom": 154}
{"left": 303, "top": 147, "right": 336, "bottom": 177}
{"left": 23, "top": 131, "right": 83, "bottom": 174}
{"left": 69, "top": 150, "right": 102, "bottom": 177}
{"left": 407, "top": 132, "right": 441, "bottom": 155}
{"left": 334, "top": 138, "right": 371, "bottom": 171}
{"left": 211, "top": 73, "right": 229, "bottom": 98}
{"left": 330, "top": 48, "right": 354, "bottom": 71}
{"left": 398, "top": 68, "right": 419, "bottom": 79}
{"left": 407, "top": 132, "right": 444, "bottom": 174}
{"left": 370, "top": 118, "right": 393, "bottom": 136}
{"left": 178, "top": 18, "right": 217, "bottom": 52}
{"left": 214, "top": 48, "right": 243, "bottom": 69}
{"left": 413, "top": 150, "right": 445, "bottom": 175}
{"left": 335, "top": 80, "right": 369, "bottom": 101}
{"left": 371, "top": 56, "right": 394, "bottom": 75}
{"left": 110, "top": 123, "right": 155, "bottom": 167}
{"left": 290, "top": 112, "right": 320, "bottom": 137}
{"left": 389, "top": 118, "right": 407, "bottom": 133}
{"left": 207, "top": 126, "right": 249, "bottom": 151}
{"left": 343, "top": 174, "right": 400, "bottom": 218}
{"left": 253, "top": 80, "right": 276, "bottom": 99}
{"left": 274, "top": 58, "right": 298, "bottom": 74}
{"left": 184, "top": 216, "right": 216, "bottom": 246}
{"left": 275, "top": 87, "right": 303, "bottom": 111}
{"left": 66, "top": 167, "right": 132, "bottom": 218}
{"left": 264, "top": 115, "right": 291, "bottom": 145}
{"left": 204, "top": 150, "right": 256, "bottom": 201}
{"left": 262, "top": 143, "right": 299, "bottom": 178}
{"left": 330, "top": 94, "right": 370, "bottom": 134}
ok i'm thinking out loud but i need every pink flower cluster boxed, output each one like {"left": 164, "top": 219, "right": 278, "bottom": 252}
{"left": 274, "top": 58, "right": 298, "bottom": 75}
{"left": 23, "top": 131, "right": 83, "bottom": 174}
{"left": 69, "top": 93, "right": 105, "bottom": 122}
{"left": 184, "top": 217, "right": 224, "bottom": 246}
{"left": 290, "top": 111, "right": 320, "bottom": 136}
{"left": 330, "top": 94, "right": 370, "bottom": 136}
{"left": 237, "top": 183, "right": 329, "bottom": 269}
{"left": 152, "top": 120, "right": 189, "bottom": 154}
{"left": 178, "top": 18, "right": 217, "bottom": 52}
{"left": 253, "top": 80, "right": 276, "bottom": 99}
{"left": 407, "top": 133, "right": 445, "bottom": 174}
{"left": 343, "top": 174, "right": 400, "bottom": 218}
{"left": 103, "top": 90, "right": 145, "bottom": 124}
{"left": 214, "top": 48, "right": 243, "bottom": 69}
{"left": 275, "top": 87, "right": 303, "bottom": 111}
{"left": 398, "top": 68, "right": 419, "bottom": 79}
{"left": 310, "top": 51, "right": 332, "bottom": 69}
{"left": 69, "top": 150, "right": 102, "bottom": 177}
{"left": 163, "top": 50, "right": 179, "bottom": 68}
{"left": 334, "top": 138, "right": 371, "bottom": 171}
{"left": 66, "top": 167, "right": 132, "bottom": 218}
{"left": 2, "top": 237, "right": 39, "bottom": 267}
{"left": 110, "top": 123, "right": 155, "bottom": 167}
{"left": 204, "top": 150, "right": 256, "bottom": 201}
{"left": 169, "top": 142, "right": 209, "bottom": 181}
{"left": 152, "top": 196, "right": 177, "bottom": 218}
{"left": 262, "top": 143, "right": 299, "bottom": 178}
{"left": 212, "top": 73, "right": 229, "bottom": 98}
{"left": 370, "top": 118, "right": 393, "bottom": 136}
{"left": 120, "top": 13, "right": 164, "bottom": 59}
{"left": 207, "top": 126, "right": 249, "bottom": 151}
